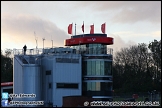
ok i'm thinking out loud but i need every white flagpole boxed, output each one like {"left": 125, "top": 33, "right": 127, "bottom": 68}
{"left": 75, "top": 23, "right": 76, "bottom": 36}
{"left": 83, "top": 21, "right": 84, "bottom": 37}
{"left": 72, "top": 23, "right": 73, "bottom": 36}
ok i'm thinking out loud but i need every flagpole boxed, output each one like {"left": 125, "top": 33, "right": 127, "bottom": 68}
{"left": 83, "top": 21, "right": 84, "bottom": 37}
{"left": 75, "top": 23, "right": 76, "bottom": 36}
{"left": 72, "top": 23, "right": 73, "bottom": 36}
{"left": 105, "top": 22, "right": 106, "bottom": 34}
{"left": 93, "top": 23, "right": 94, "bottom": 34}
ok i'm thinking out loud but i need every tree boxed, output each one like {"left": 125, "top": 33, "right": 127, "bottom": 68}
{"left": 148, "top": 40, "right": 161, "bottom": 90}
{"left": 1, "top": 49, "right": 13, "bottom": 82}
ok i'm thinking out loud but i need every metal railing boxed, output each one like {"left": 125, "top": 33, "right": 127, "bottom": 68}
{"left": 13, "top": 47, "right": 113, "bottom": 56}
{"left": 13, "top": 48, "right": 43, "bottom": 55}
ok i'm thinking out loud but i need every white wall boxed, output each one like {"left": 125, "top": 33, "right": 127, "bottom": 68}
{"left": 13, "top": 56, "right": 23, "bottom": 101}
{"left": 53, "top": 54, "right": 82, "bottom": 107}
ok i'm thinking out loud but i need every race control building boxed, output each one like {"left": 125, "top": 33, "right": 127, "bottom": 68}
{"left": 13, "top": 33, "right": 114, "bottom": 107}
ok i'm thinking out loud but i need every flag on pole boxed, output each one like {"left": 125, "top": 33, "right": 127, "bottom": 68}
{"left": 90, "top": 24, "right": 94, "bottom": 34}
{"left": 101, "top": 23, "right": 106, "bottom": 34}
{"left": 68, "top": 23, "right": 73, "bottom": 34}
{"left": 82, "top": 21, "right": 84, "bottom": 33}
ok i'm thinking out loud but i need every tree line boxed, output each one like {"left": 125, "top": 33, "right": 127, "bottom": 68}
{"left": 113, "top": 39, "right": 161, "bottom": 93}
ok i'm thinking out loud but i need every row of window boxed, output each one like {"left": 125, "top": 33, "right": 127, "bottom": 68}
{"left": 82, "top": 61, "right": 112, "bottom": 75}
{"left": 83, "top": 77, "right": 112, "bottom": 80}
{"left": 48, "top": 81, "right": 112, "bottom": 91}
{"left": 48, "top": 82, "right": 112, "bottom": 91}
{"left": 73, "top": 44, "right": 108, "bottom": 54}
{"left": 73, "top": 44, "right": 107, "bottom": 49}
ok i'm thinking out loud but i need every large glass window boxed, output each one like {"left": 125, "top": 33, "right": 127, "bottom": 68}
{"left": 96, "top": 61, "right": 100, "bottom": 75}
{"left": 105, "top": 61, "right": 112, "bottom": 75}
{"left": 83, "top": 61, "right": 112, "bottom": 76}
{"left": 96, "top": 82, "right": 100, "bottom": 91}
{"left": 91, "top": 61, "right": 96, "bottom": 75}
{"left": 87, "top": 61, "right": 91, "bottom": 75}
{"left": 82, "top": 61, "right": 87, "bottom": 75}
{"left": 83, "top": 82, "right": 112, "bottom": 91}
{"left": 100, "top": 61, "right": 104, "bottom": 75}
{"left": 73, "top": 44, "right": 107, "bottom": 54}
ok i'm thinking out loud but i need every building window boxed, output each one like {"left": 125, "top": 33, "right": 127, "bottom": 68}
{"left": 83, "top": 77, "right": 111, "bottom": 80}
{"left": 57, "top": 83, "right": 78, "bottom": 89}
{"left": 83, "top": 82, "right": 112, "bottom": 91}
{"left": 105, "top": 61, "right": 112, "bottom": 75}
{"left": 83, "top": 60, "right": 112, "bottom": 76}
{"left": 56, "top": 58, "right": 79, "bottom": 63}
{"left": 46, "top": 70, "right": 51, "bottom": 75}
{"left": 49, "top": 83, "right": 52, "bottom": 89}
{"left": 3, "top": 88, "right": 13, "bottom": 94}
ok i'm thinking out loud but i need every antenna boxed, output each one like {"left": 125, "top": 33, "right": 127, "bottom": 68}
{"left": 51, "top": 35, "right": 53, "bottom": 48}
{"left": 42, "top": 38, "right": 45, "bottom": 49}
{"left": 34, "top": 31, "right": 38, "bottom": 49}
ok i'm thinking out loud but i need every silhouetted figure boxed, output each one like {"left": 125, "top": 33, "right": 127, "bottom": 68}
{"left": 23, "top": 45, "right": 27, "bottom": 55}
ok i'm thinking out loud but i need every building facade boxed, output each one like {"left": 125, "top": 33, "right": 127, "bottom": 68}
{"left": 13, "top": 33, "right": 113, "bottom": 107}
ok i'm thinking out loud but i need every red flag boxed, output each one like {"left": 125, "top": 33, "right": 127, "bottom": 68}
{"left": 82, "top": 22, "right": 84, "bottom": 33}
{"left": 90, "top": 24, "right": 94, "bottom": 34}
{"left": 101, "top": 23, "right": 106, "bottom": 34}
{"left": 68, "top": 23, "right": 72, "bottom": 34}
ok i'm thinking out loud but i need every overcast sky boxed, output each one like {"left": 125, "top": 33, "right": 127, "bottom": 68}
{"left": 1, "top": 1, "right": 161, "bottom": 54}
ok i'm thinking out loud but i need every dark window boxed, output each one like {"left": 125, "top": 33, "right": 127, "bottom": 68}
{"left": 57, "top": 83, "right": 78, "bottom": 89}
{"left": 83, "top": 77, "right": 112, "bottom": 80}
{"left": 56, "top": 58, "right": 79, "bottom": 63}
{"left": 46, "top": 70, "right": 51, "bottom": 75}
{"left": 49, "top": 83, "right": 52, "bottom": 89}
{"left": 3, "top": 88, "right": 13, "bottom": 94}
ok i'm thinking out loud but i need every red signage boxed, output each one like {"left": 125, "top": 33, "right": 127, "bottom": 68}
{"left": 65, "top": 36, "right": 113, "bottom": 46}
{"left": 1, "top": 82, "right": 13, "bottom": 87}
